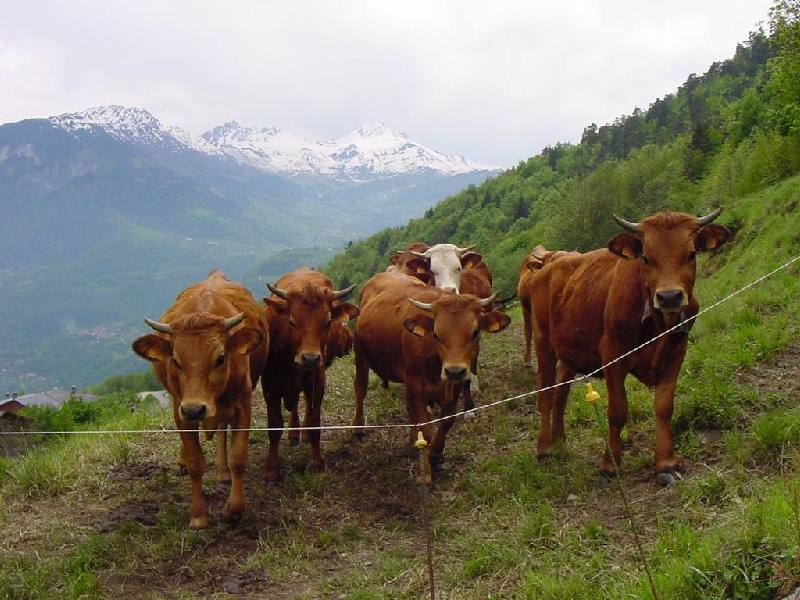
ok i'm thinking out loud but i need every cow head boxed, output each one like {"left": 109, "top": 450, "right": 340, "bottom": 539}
{"left": 393, "top": 242, "right": 432, "bottom": 283}
{"left": 132, "top": 313, "right": 263, "bottom": 422}
{"left": 405, "top": 243, "right": 475, "bottom": 293}
{"left": 608, "top": 209, "right": 730, "bottom": 323}
{"left": 403, "top": 293, "right": 510, "bottom": 382}
{"left": 264, "top": 283, "right": 359, "bottom": 370}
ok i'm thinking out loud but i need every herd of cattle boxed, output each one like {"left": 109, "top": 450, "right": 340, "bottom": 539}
{"left": 132, "top": 209, "right": 730, "bottom": 528}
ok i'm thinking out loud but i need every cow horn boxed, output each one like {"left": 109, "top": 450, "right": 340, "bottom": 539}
{"left": 478, "top": 294, "right": 497, "bottom": 308}
{"left": 696, "top": 207, "right": 722, "bottom": 226}
{"left": 612, "top": 214, "right": 640, "bottom": 233}
{"left": 266, "top": 282, "right": 289, "bottom": 299}
{"left": 331, "top": 284, "right": 356, "bottom": 300}
{"left": 457, "top": 245, "right": 475, "bottom": 255}
{"left": 144, "top": 318, "right": 172, "bottom": 334}
{"left": 409, "top": 251, "right": 428, "bottom": 259}
{"left": 223, "top": 312, "right": 245, "bottom": 331}
{"left": 408, "top": 298, "right": 433, "bottom": 312}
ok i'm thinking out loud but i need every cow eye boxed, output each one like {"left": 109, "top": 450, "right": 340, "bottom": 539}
{"left": 433, "top": 332, "right": 442, "bottom": 343}
{"left": 288, "top": 318, "right": 298, "bottom": 329}
{"left": 172, "top": 357, "right": 182, "bottom": 370}
{"left": 472, "top": 329, "right": 480, "bottom": 340}
{"left": 324, "top": 319, "right": 333, "bottom": 329}
{"left": 641, "top": 256, "right": 651, "bottom": 266}
{"left": 214, "top": 353, "right": 226, "bottom": 368}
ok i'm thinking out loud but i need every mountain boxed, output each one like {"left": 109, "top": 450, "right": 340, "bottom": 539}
{"left": 201, "top": 120, "right": 494, "bottom": 180}
{"left": 0, "top": 106, "right": 497, "bottom": 392}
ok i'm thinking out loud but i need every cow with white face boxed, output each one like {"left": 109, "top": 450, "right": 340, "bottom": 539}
{"left": 401, "top": 243, "right": 474, "bottom": 293}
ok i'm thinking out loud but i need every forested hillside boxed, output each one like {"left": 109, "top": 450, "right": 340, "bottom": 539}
{"left": 326, "top": 6, "right": 800, "bottom": 293}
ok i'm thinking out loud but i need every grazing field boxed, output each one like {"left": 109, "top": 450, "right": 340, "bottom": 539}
{"left": 1, "top": 177, "right": 800, "bottom": 599}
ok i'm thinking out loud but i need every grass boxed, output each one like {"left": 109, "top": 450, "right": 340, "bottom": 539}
{"left": 1, "top": 175, "right": 800, "bottom": 598}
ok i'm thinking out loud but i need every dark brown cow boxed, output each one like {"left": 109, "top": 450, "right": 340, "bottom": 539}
{"left": 530, "top": 210, "right": 730, "bottom": 483}
{"left": 518, "top": 245, "right": 579, "bottom": 368}
{"left": 261, "top": 267, "right": 359, "bottom": 482}
{"left": 351, "top": 271, "right": 510, "bottom": 483}
{"left": 132, "top": 270, "right": 267, "bottom": 529}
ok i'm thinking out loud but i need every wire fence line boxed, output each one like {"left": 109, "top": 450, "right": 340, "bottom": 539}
{"left": 2, "top": 252, "right": 799, "bottom": 438}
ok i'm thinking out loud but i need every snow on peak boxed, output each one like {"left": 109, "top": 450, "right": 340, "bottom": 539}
{"left": 49, "top": 105, "right": 215, "bottom": 154}
{"left": 46, "top": 105, "right": 496, "bottom": 179}
{"left": 200, "top": 120, "right": 496, "bottom": 180}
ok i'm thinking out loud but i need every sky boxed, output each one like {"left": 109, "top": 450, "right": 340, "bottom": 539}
{"left": 0, "top": 0, "right": 775, "bottom": 167}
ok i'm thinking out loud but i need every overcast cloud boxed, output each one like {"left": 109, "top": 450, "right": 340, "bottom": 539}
{"left": 0, "top": 0, "right": 773, "bottom": 166}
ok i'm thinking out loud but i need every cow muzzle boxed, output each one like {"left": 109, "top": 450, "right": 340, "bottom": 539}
{"left": 443, "top": 365, "right": 469, "bottom": 381}
{"left": 180, "top": 403, "right": 208, "bottom": 422}
{"left": 654, "top": 288, "right": 685, "bottom": 311}
{"left": 296, "top": 352, "right": 322, "bottom": 370}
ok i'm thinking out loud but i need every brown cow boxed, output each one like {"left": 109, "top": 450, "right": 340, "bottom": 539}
{"left": 351, "top": 271, "right": 510, "bottom": 483}
{"left": 518, "top": 245, "right": 578, "bottom": 368}
{"left": 261, "top": 267, "right": 359, "bottom": 482}
{"left": 390, "top": 242, "right": 432, "bottom": 282}
{"left": 530, "top": 210, "right": 729, "bottom": 484}
{"left": 132, "top": 270, "right": 267, "bottom": 529}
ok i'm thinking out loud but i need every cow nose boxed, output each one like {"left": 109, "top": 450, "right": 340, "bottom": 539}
{"left": 656, "top": 289, "right": 684, "bottom": 309}
{"left": 301, "top": 352, "right": 322, "bottom": 368}
{"left": 444, "top": 366, "right": 468, "bottom": 381}
{"left": 442, "top": 286, "right": 457, "bottom": 294}
{"left": 180, "top": 404, "right": 207, "bottom": 421}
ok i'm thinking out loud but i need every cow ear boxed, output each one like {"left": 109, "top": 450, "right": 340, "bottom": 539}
{"left": 389, "top": 254, "right": 402, "bottom": 267}
{"left": 696, "top": 224, "right": 731, "bottom": 251}
{"left": 133, "top": 334, "right": 172, "bottom": 362}
{"left": 407, "top": 258, "right": 430, "bottom": 276}
{"left": 608, "top": 233, "right": 642, "bottom": 259}
{"left": 460, "top": 251, "right": 484, "bottom": 269}
{"left": 480, "top": 311, "right": 511, "bottom": 333}
{"left": 227, "top": 327, "right": 263, "bottom": 355}
{"left": 403, "top": 314, "right": 434, "bottom": 337}
{"left": 331, "top": 302, "right": 360, "bottom": 323}
{"left": 263, "top": 297, "right": 288, "bottom": 314}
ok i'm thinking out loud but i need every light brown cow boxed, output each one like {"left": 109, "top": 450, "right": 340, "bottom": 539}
{"left": 530, "top": 210, "right": 730, "bottom": 484}
{"left": 261, "top": 267, "right": 359, "bottom": 482}
{"left": 518, "top": 245, "right": 579, "bottom": 368}
{"left": 351, "top": 271, "right": 510, "bottom": 483}
{"left": 390, "top": 242, "right": 432, "bottom": 282}
{"left": 132, "top": 270, "right": 267, "bottom": 529}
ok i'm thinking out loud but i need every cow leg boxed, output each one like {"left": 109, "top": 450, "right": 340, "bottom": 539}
{"left": 351, "top": 344, "right": 369, "bottom": 440}
{"left": 223, "top": 398, "right": 251, "bottom": 522}
{"left": 552, "top": 362, "right": 575, "bottom": 442}
{"left": 264, "top": 380, "right": 284, "bottom": 483}
{"left": 534, "top": 339, "right": 557, "bottom": 457}
{"left": 302, "top": 370, "right": 326, "bottom": 473}
{"left": 430, "top": 397, "right": 458, "bottom": 472}
{"left": 601, "top": 365, "right": 629, "bottom": 476}
{"left": 179, "top": 430, "right": 208, "bottom": 529}
{"left": 215, "top": 429, "right": 231, "bottom": 483}
{"left": 654, "top": 376, "right": 680, "bottom": 481}
{"left": 406, "top": 384, "right": 433, "bottom": 486}
{"left": 522, "top": 298, "right": 534, "bottom": 368}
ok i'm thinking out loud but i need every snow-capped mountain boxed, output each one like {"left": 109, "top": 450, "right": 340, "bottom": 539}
{"left": 201, "top": 120, "right": 496, "bottom": 180}
{"left": 47, "top": 105, "right": 496, "bottom": 181}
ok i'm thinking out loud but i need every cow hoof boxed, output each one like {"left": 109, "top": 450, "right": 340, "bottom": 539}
{"left": 223, "top": 505, "right": 244, "bottom": 523}
{"left": 177, "top": 464, "right": 188, "bottom": 476}
{"left": 657, "top": 472, "right": 678, "bottom": 486}
{"left": 189, "top": 515, "right": 209, "bottom": 530}
{"left": 352, "top": 431, "right": 366, "bottom": 442}
{"left": 537, "top": 452, "right": 551, "bottom": 463}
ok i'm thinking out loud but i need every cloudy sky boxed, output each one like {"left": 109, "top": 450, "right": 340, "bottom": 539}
{"left": 1, "top": 1, "right": 773, "bottom": 166}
